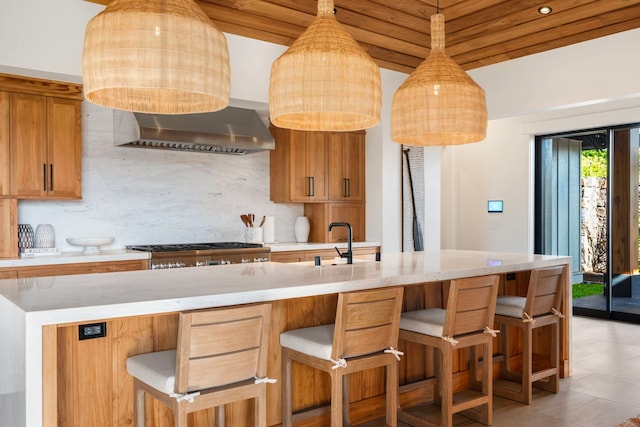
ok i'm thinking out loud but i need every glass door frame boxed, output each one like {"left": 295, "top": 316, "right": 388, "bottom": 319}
{"left": 534, "top": 123, "right": 640, "bottom": 323}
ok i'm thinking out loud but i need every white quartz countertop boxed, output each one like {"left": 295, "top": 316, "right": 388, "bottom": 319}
{"left": 267, "top": 241, "right": 381, "bottom": 252}
{"left": 0, "top": 250, "right": 569, "bottom": 325}
{"left": 0, "top": 249, "right": 150, "bottom": 268}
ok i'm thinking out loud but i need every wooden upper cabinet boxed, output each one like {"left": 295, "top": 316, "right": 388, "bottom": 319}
{"left": 270, "top": 126, "right": 364, "bottom": 203}
{"left": 9, "top": 93, "right": 81, "bottom": 199}
{"left": 328, "top": 131, "right": 365, "bottom": 201}
{"left": 0, "top": 72, "right": 83, "bottom": 200}
{"left": 46, "top": 97, "right": 82, "bottom": 198}
{"left": 270, "top": 126, "right": 329, "bottom": 202}
{"left": 0, "top": 91, "right": 9, "bottom": 196}
{"left": 292, "top": 131, "right": 328, "bottom": 201}
{"left": 10, "top": 93, "right": 47, "bottom": 197}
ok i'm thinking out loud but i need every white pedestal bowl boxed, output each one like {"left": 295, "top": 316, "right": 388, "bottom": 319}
{"left": 66, "top": 237, "right": 114, "bottom": 254}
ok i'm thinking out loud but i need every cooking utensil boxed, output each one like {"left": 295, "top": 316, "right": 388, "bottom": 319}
{"left": 247, "top": 213, "right": 255, "bottom": 227}
{"left": 240, "top": 214, "right": 251, "bottom": 227}
{"left": 259, "top": 216, "right": 266, "bottom": 227}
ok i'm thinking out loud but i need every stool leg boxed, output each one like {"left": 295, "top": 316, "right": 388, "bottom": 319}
{"left": 134, "top": 381, "right": 146, "bottom": 427}
{"left": 500, "top": 322, "right": 512, "bottom": 378}
{"left": 441, "top": 346, "right": 453, "bottom": 427}
{"left": 521, "top": 323, "right": 533, "bottom": 404}
{"left": 549, "top": 320, "right": 560, "bottom": 392}
{"left": 481, "top": 340, "right": 492, "bottom": 425}
{"left": 281, "top": 352, "right": 293, "bottom": 427}
{"left": 215, "top": 405, "right": 225, "bottom": 427}
{"left": 331, "top": 369, "right": 344, "bottom": 427}
{"left": 433, "top": 348, "right": 442, "bottom": 407}
{"left": 174, "top": 404, "right": 187, "bottom": 427}
{"left": 386, "top": 360, "right": 398, "bottom": 427}
{"left": 343, "top": 374, "right": 351, "bottom": 426}
{"left": 256, "top": 386, "right": 267, "bottom": 427}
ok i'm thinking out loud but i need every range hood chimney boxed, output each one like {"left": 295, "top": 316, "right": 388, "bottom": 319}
{"left": 114, "top": 100, "right": 275, "bottom": 155}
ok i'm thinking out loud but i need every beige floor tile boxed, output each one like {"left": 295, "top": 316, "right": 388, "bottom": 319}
{"left": 391, "top": 316, "right": 640, "bottom": 427}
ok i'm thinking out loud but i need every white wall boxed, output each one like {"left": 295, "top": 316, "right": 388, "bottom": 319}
{"left": 370, "top": 69, "right": 407, "bottom": 253}
{"left": 443, "top": 28, "right": 640, "bottom": 252}
{"left": 0, "top": 0, "right": 101, "bottom": 81}
{"left": 441, "top": 118, "right": 531, "bottom": 252}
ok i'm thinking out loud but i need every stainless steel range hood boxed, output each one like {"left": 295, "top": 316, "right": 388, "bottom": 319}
{"left": 113, "top": 100, "right": 275, "bottom": 155}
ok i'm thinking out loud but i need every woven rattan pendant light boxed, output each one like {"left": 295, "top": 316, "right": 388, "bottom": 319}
{"left": 82, "top": 0, "right": 230, "bottom": 114}
{"left": 269, "top": 0, "right": 381, "bottom": 131}
{"left": 391, "top": 12, "right": 487, "bottom": 146}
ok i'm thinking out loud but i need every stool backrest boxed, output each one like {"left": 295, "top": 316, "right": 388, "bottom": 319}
{"left": 332, "top": 287, "right": 404, "bottom": 360}
{"left": 442, "top": 275, "right": 499, "bottom": 337}
{"left": 524, "top": 265, "right": 566, "bottom": 317}
{"left": 175, "top": 303, "right": 272, "bottom": 393}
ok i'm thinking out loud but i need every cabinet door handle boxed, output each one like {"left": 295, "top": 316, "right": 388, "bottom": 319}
{"left": 42, "top": 163, "right": 47, "bottom": 191}
{"left": 309, "top": 176, "right": 315, "bottom": 196}
{"left": 344, "top": 178, "right": 351, "bottom": 198}
{"left": 49, "top": 164, "right": 54, "bottom": 191}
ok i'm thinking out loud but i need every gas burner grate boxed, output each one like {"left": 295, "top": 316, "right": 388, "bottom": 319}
{"left": 127, "top": 242, "right": 264, "bottom": 252}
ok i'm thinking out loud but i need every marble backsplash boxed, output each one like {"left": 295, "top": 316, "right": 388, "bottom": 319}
{"left": 18, "top": 102, "right": 302, "bottom": 251}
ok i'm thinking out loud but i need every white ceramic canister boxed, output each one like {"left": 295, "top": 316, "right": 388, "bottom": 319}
{"left": 294, "top": 216, "right": 310, "bottom": 243}
{"left": 34, "top": 224, "right": 55, "bottom": 248}
{"left": 245, "top": 226, "right": 263, "bottom": 244}
{"left": 263, "top": 216, "right": 275, "bottom": 243}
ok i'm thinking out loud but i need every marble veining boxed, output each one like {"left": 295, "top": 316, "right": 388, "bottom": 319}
{"left": 17, "top": 102, "right": 303, "bottom": 252}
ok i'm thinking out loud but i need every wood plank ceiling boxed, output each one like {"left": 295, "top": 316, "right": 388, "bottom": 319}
{"left": 86, "top": 0, "right": 640, "bottom": 74}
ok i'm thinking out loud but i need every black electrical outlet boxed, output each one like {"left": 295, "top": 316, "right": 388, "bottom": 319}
{"left": 78, "top": 322, "right": 107, "bottom": 340}
{"left": 506, "top": 272, "right": 516, "bottom": 281}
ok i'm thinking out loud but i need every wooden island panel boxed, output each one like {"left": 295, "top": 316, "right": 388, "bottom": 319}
{"left": 46, "top": 271, "right": 558, "bottom": 427}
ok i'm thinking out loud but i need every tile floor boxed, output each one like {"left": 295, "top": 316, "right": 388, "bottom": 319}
{"left": 390, "top": 315, "right": 640, "bottom": 427}
{"left": 574, "top": 293, "right": 640, "bottom": 317}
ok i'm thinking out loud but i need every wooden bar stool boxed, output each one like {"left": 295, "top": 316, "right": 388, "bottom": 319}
{"left": 126, "top": 303, "right": 273, "bottom": 427}
{"left": 280, "top": 287, "right": 404, "bottom": 427}
{"left": 493, "top": 265, "right": 566, "bottom": 404}
{"left": 398, "top": 275, "right": 500, "bottom": 427}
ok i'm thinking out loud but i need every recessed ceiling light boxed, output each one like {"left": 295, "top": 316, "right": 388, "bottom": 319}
{"left": 538, "top": 6, "right": 552, "bottom": 15}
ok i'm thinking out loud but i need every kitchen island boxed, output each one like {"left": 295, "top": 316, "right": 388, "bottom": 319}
{"left": 0, "top": 249, "right": 571, "bottom": 427}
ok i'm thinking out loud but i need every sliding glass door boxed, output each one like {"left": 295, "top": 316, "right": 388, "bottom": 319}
{"left": 535, "top": 125, "right": 640, "bottom": 322}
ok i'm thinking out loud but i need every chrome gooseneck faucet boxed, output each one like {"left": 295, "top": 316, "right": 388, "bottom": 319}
{"left": 328, "top": 222, "right": 353, "bottom": 264}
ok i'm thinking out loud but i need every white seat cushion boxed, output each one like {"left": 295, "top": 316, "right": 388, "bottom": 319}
{"left": 400, "top": 308, "right": 446, "bottom": 338}
{"left": 126, "top": 349, "right": 176, "bottom": 395}
{"left": 280, "top": 324, "right": 335, "bottom": 361}
{"left": 495, "top": 295, "right": 526, "bottom": 318}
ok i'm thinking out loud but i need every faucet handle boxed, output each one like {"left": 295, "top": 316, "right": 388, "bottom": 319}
{"left": 334, "top": 246, "right": 343, "bottom": 258}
